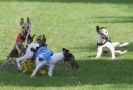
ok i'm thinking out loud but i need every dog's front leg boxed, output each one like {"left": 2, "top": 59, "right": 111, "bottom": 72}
{"left": 16, "top": 53, "right": 33, "bottom": 70}
{"left": 15, "top": 44, "right": 24, "bottom": 57}
{"left": 96, "top": 46, "right": 103, "bottom": 59}
{"left": 119, "top": 42, "right": 129, "bottom": 47}
{"left": 108, "top": 46, "right": 115, "bottom": 59}
{"left": 112, "top": 42, "right": 128, "bottom": 48}
{"left": 48, "top": 64, "right": 55, "bottom": 77}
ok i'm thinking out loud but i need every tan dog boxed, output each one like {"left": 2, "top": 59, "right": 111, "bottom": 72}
{"left": 3, "top": 17, "right": 31, "bottom": 65}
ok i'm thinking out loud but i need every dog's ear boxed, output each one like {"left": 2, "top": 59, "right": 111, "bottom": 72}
{"left": 43, "top": 34, "right": 46, "bottom": 41}
{"left": 36, "top": 35, "right": 41, "bottom": 40}
{"left": 62, "top": 48, "right": 69, "bottom": 54}
{"left": 27, "top": 17, "right": 31, "bottom": 25}
{"left": 96, "top": 25, "right": 100, "bottom": 33}
{"left": 41, "top": 34, "right": 44, "bottom": 40}
{"left": 20, "top": 17, "right": 24, "bottom": 25}
{"left": 104, "top": 27, "right": 107, "bottom": 29}
{"left": 32, "top": 34, "right": 36, "bottom": 39}
{"left": 43, "top": 34, "right": 45, "bottom": 38}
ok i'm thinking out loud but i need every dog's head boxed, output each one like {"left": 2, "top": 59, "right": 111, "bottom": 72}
{"left": 62, "top": 48, "right": 79, "bottom": 70}
{"left": 96, "top": 25, "right": 109, "bottom": 38}
{"left": 20, "top": 17, "right": 31, "bottom": 38}
{"left": 36, "top": 34, "right": 47, "bottom": 47}
{"left": 27, "top": 34, "right": 35, "bottom": 44}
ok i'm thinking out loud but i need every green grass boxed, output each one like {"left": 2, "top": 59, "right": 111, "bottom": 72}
{"left": 0, "top": 0, "right": 133, "bottom": 90}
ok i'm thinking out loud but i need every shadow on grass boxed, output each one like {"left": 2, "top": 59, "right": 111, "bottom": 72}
{"left": 1, "top": 59, "right": 133, "bottom": 87}
{"left": 127, "top": 42, "right": 133, "bottom": 52}
{"left": 82, "top": 16, "right": 133, "bottom": 24}
{"left": 69, "top": 43, "right": 96, "bottom": 52}
{"left": 0, "top": 0, "right": 133, "bottom": 4}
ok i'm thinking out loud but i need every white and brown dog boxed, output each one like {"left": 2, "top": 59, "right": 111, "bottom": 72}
{"left": 96, "top": 25, "right": 128, "bottom": 59}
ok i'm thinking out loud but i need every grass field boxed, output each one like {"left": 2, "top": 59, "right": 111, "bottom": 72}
{"left": 0, "top": 0, "right": 133, "bottom": 90}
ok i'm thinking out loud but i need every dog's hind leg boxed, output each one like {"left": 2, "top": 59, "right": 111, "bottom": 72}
{"left": 115, "top": 50, "right": 127, "bottom": 56}
{"left": 48, "top": 64, "right": 55, "bottom": 77}
{"left": 1, "top": 56, "right": 13, "bottom": 67}
{"left": 31, "top": 60, "right": 46, "bottom": 77}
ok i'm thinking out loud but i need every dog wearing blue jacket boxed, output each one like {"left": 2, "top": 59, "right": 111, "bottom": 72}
{"left": 31, "top": 48, "right": 79, "bottom": 77}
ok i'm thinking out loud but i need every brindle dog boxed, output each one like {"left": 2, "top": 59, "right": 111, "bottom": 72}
{"left": 2, "top": 17, "right": 31, "bottom": 66}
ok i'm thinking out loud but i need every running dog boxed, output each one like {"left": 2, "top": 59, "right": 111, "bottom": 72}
{"left": 96, "top": 25, "right": 128, "bottom": 59}
{"left": 31, "top": 48, "right": 79, "bottom": 77}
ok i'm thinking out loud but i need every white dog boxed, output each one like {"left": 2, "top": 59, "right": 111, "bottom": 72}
{"left": 31, "top": 48, "right": 79, "bottom": 77}
{"left": 96, "top": 26, "right": 128, "bottom": 59}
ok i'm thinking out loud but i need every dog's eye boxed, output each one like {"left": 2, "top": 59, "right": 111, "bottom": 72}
{"left": 22, "top": 27, "right": 25, "bottom": 29}
{"left": 27, "top": 26, "right": 29, "bottom": 29}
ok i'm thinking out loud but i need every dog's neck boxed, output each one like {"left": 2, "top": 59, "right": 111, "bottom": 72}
{"left": 97, "top": 34, "right": 111, "bottom": 46}
{"left": 97, "top": 34, "right": 106, "bottom": 44}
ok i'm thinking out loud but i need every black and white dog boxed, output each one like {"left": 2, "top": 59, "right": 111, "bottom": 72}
{"left": 96, "top": 26, "right": 128, "bottom": 59}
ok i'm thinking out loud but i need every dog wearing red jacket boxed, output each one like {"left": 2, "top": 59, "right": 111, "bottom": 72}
{"left": 4, "top": 17, "right": 31, "bottom": 64}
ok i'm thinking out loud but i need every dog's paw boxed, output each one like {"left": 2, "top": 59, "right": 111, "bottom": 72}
{"left": 48, "top": 72, "right": 52, "bottom": 77}
{"left": 124, "top": 42, "right": 129, "bottom": 46}
{"left": 111, "top": 57, "right": 115, "bottom": 60}
{"left": 122, "top": 50, "right": 128, "bottom": 54}
{"left": 95, "top": 56, "right": 99, "bottom": 59}
{"left": 30, "top": 74, "right": 35, "bottom": 78}
{"left": 121, "top": 42, "right": 129, "bottom": 47}
{"left": 16, "top": 60, "right": 22, "bottom": 71}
